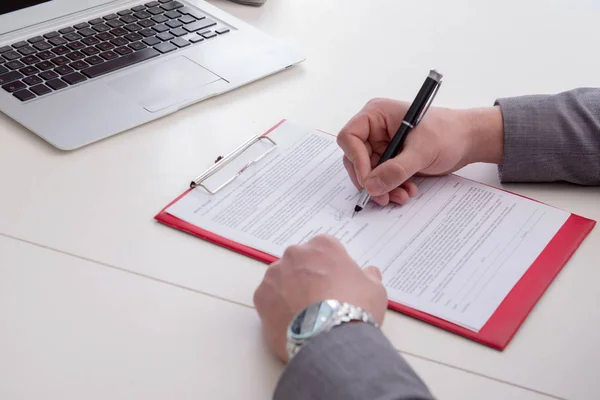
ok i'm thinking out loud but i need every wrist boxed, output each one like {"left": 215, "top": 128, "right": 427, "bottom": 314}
{"left": 461, "top": 106, "right": 504, "bottom": 165}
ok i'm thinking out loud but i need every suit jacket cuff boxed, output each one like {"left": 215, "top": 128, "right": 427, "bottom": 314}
{"left": 274, "top": 323, "right": 434, "bottom": 400}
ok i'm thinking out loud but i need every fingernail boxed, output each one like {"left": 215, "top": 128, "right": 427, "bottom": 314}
{"left": 366, "top": 177, "right": 385, "bottom": 196}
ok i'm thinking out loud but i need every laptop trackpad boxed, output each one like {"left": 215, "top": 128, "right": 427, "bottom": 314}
{"left": 106, "top": 56, "right": 224, "bottom": 113}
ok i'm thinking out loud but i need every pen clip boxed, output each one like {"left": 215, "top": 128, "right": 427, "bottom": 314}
{"left": 415, "top": 80, "right": 442, "bottom": 126}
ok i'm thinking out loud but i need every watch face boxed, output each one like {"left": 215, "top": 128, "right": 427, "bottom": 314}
{"left": 290, "top": 301, "right": 335, "bottom": 340}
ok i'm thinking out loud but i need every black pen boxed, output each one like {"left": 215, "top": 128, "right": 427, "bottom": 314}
{"left": 353, "top": 69, "right": 443, "bottom": 217}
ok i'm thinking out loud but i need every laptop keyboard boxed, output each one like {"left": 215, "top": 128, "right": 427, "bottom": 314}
{"left": 0, "top": 1, "right": 231, "bottom": 102}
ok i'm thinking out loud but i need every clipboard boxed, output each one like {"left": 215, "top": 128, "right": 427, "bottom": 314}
{"left": 155, "top": 119, "right": 596, "bottom": 350}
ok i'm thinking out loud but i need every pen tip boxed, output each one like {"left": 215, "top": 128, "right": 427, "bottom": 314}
{"left": 352, "top": 211, "right": 357, "bottom": 218}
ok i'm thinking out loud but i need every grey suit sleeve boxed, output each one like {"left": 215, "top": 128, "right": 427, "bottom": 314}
{"left": 274, "top": 323, "right": 434, "bottom": 400}
{"left": 495, "top": 88, "right": 600, "bottom": 185}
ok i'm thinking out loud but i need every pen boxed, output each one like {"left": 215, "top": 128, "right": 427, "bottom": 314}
{"left": 352, "top": 69, "right": 443, "bottom": 217}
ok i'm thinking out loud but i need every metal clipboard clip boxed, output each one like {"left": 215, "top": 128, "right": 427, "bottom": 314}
{"left": 189, "top": 135, "right": 277, "bottom": 193}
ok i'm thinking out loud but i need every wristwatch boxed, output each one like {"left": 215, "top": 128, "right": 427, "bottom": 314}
{"left": 286, "top": 299, "right": 379, "bottom": 361}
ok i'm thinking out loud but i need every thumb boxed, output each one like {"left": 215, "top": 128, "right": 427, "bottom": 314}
{"left": 364, "top": 148, "right": 425, "bottom": 196}
{"left": 363, "top": 266, "right": 383, "bottom": 283}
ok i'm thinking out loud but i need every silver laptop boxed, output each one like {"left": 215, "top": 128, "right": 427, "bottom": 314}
{"left": 0, "top": 1, "right": 305, "bottom": 150}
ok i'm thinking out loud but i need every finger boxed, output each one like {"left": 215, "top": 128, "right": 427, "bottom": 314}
{"left": 365, "top": 148, "right": 427, "bottom": 196}
{"left": 337, "top": 114, "right": 373, "bottom": 186}
{"left": 388, "top": 187, "right": 410, "bottom": 204}
{"left": 401, "top": 180, "right": 419, "bottom": 197}
{"left": 343, "top": 156, "right": 362, "bottom": 191}
{"left": 363, "top": 266, "right": 383, "bottom": 282}
{"left": 371, "top": 194, "right": 389, "bottom": 206}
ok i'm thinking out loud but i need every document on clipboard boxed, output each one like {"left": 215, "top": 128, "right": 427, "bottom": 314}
{"left": 155, "top": 120, "right": 595, "bottom": 349}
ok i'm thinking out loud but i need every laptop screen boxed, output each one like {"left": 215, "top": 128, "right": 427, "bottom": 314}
{"left": 0, "top": 1, "right": 52, "bottom": 16}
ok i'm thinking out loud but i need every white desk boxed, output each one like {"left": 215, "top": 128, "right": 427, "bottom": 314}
{"left": 0, "top": 235, "right": 557, "bottom": 400}
{"left": 1, "top": 0, "right": 599, "bottom": 398}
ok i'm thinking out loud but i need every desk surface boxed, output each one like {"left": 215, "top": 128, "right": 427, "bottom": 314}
{"left": 1, "top": 0, "right": 599, "bottom": 398}
{"left": 0, "top": 235, "right": 557, "bottom": 400}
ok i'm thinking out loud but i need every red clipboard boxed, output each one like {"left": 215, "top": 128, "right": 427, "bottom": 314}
{"left": 155, "top": 121, "right": 596, "bottom": 350}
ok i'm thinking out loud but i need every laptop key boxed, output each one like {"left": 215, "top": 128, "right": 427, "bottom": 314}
{"left": 117, "top": 9, "right": 133, "bottom": 16}
{"left": 49, "top": 37, "right": 68, "bottom": 46}
{"left": 154, "top": 42, "right": 177, "bottom": 53}
{"left": 2, "top": 80, "right": 26, "bottom": 93}
{"left": 82, "top": 46, "right": 101, "bottom": 56}
{"left": 134, "top": 11, "right": 152, "bottom": 20}
{"left": 183, "top": 19, "right": 216, "bottom": 33}
{"left": 177, "top": 6, "right": 205, "bottom": 20}
{"left": 171, "top": 38, "right": 190, "bottom": 48}
{"left": 22, "top": 55, "right": 41, "bottom": 65}
{"left": 188, "top": 35, "right": 203, "bottom": 44}
{"left": 0, "top": 46, "right": 12, "bottom": 53}
{"left": 37, "top": 51, "right": 54, "bottom": 60}
{"left": 64, "top": 32, "right": 83, "bottom": 41}
{"left": 75, "top": 22, "right": 90, "bottom": 29}
{"left": 165, "top": 10, "right": 182, "bottom": 19}
{"left": 125, "top": 23, "right": 143, "bottom": 32}
{"left": 159, "top": 0, "right": 172, "bottom": 3}
{"left": 89, "top": 18, "right": 104, "bottom": 25}
{"left": 0, "top": 65, "right": 7, "bottom": 75}
{"left": 20, "top": 66, "right": 40, "bottom": 76}
{"left": 13, "top": 89, "right": 36, "bottom": 101}
{"left": 115, "top": 46, "right": 134, "bottom": 55}
{"left": 97, "top": 32, "right": 115, "bottom": 41}
{"left": 97, "top": 42, "right": 115, "bottom": 51}
{"left": 67, "top": 41, "right": 86, "bottom": 51}
{"left": 120, "top": 15, "right": 138, "bottom": 24}
{"left": 18, "top": 46, "right": 37, "bottom": 56}
{"left": 46, "top": 78, "right": 68, "bottom": 90}
{"left": 166, "top": 20, "right": 183, "bottom": 29}
{"left": 103, "top": 13, "right": 119, "bottom": 21}
{"left": 139, "top": 28, "right": 156, "bottom": 37}
{"left": 52, "top": 45, "right": 70, "bottom": 55}
{"left": 40, "top": 70, "right": 59, "bottom": 80}
{"left": 200, "top": 30, "right": 217, "bottom": 39}
{"left": 152, "top": 15, "right": 169, "bottom": 24}
{"left": 132, "top": 5, "right": 146, "bottom": 12}
{"left": 139, "top": 19, "right": 156, "bottom": 28}
{"left": 44, "top": 31, "right": 60, "bottom": 39}
{"left": 142, "top": 36, "right": 161, "bottom": 46}
{"left": 6, "top": 60, "right": 26, "bottom": 70}
{"left": 12, "top": 41, "right": 29, "bottom": 49}
{"left": 0, "top": 71, "right": 25, "bottom": 85}
{"left": 216, "top": 27, "right": 230, "bottom": 34}
{"left": 146, "top": 1, "right": 160, "bottom": 7}
{"left": 81, "top": 47, "right": 160, "bottom": 78}
{"left": 59, "top": 27, "right": 75, "bottom": 34}
{"left": 69, "top": 60, "right": 90, "bottom": 70}
{"left": 79, "top": 28, "right": 98, "bottom": 37}
{"left": 161, "top": 1, "right": 184, "bottom": 11}
{"left": 82, "top": 36, "right": 101, "bottom": 46}
{"left": 66, "top": 51, "right": 85, "bottom": 61}
{"left": 129, "top": 42, "right": 147, "bottom": 51}
{"left": 152, "top": 24, "right": 170, "bottom": 33}
{"left": 170, "top": 28, "right": 187, "bottom": 37}
{"left": 148, "top": 7, "right": 164, "bottom": 15}
{"left": 110, "top": 28, "right": 129, "bottom": 37}
{"left": 156, "top": 32, "right": 174, "bottom": 41}
{"left": 34, "top": 41, "right": 53, "bottom": 51}
{"left": 36, "top": 61, "right": 55, "bottom": 71}
{"left": 23, "top": 75, "right": 43, "bottom": 86}
{"left": 3, "top": 51, "right": 22, "bottom": 61}
{"left": 107, "top": 19, "right": 125, "bottom": 28}
{"left": 51, "top": 57, "right": 70, "bottom": 66}
{"left": 100, "top": 51, "right": 119, "bottom": 60}
{"left": 93, "top": 24, "right": 111, "bottom": 33}
{"left": 30, "top": 84, "right": 52, "bottom": 96}
{"left": 179, "top": 15, "right": 196, "bottom": 24}
{"left": 62, "top": 72, "right": 87, "bottom": 85}
{"left": 28, "top": 36, "right": 45, "bottom": 44}
{"left": 55, "top": 65, "right": 75, "bottom": 75}
{"left": 125, "top": 33, "right": 144, "bottom": 42}
{"left": 85, "top": 55, "right": 105, "bottom": 65}
{"left": 111, "top": 37, "right": 129, "bottom": 47}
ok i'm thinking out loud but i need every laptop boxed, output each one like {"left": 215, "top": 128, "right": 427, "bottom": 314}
{"left": 0, "top": 1, "right": 305, "bottom": 150}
